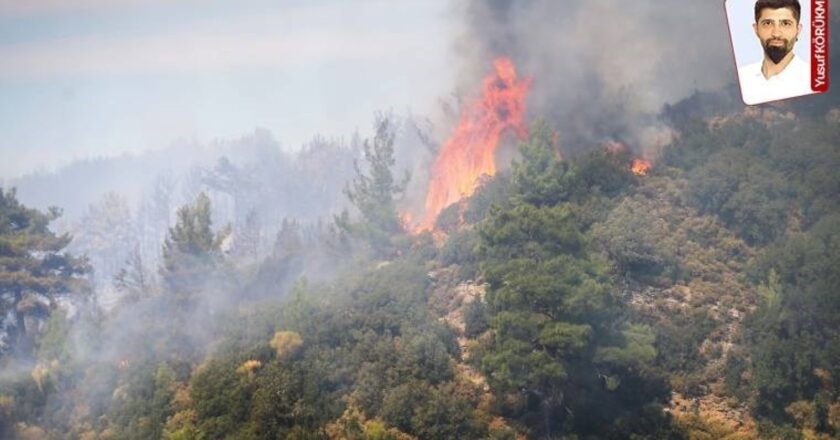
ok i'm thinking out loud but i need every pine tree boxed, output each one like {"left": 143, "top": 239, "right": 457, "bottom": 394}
{"left": 476, "top": 129, "right": 664, "bottom": 437}
{"left": 510, "top": 120, "right": 571, "bottom": 207}
{"left": 233, "top": 208, "right": 261, "bottom": 261}
{"left": 0, "top": 188, "right": 88, "bottom": 357}
{"left": 160, "top": 192, "right": 229, "bottom": 308}
{"left": 338, "top": 116, "right": 410, "bottom": 256}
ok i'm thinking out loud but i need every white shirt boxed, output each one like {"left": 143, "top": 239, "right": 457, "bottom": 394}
{"left": 738, "top": 55, "right": 815, "bottom": 105}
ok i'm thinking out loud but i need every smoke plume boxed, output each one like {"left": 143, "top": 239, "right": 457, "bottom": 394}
{"left": 455, "top": 0, "right": 735, "bottom": 156}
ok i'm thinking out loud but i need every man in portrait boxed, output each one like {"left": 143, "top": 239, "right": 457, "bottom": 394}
{"left": 738, "top": 0, "right": 814, "bottom": 104}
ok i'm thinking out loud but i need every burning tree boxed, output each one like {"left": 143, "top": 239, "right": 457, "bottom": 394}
{"left": 412, "top": 57, "right": 531, "bottom": 232}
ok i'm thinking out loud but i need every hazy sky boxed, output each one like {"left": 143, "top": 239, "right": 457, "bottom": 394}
{"left": 0, "top": 0, "right": 455, "bottom": 179}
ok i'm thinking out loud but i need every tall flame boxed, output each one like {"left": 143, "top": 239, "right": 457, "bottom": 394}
{"left": 413, "top": 57, "right": 532, "bottom": 232}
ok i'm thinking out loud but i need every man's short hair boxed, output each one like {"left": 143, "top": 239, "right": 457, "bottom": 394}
{"left": 755, "top": 0, "right": 801, "bottom": 22}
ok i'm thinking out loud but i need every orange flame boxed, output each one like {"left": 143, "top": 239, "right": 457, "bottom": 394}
{"left": 400, "top": 211, "right": 414, "bottom": 230}
{"left": 631, "top": 159, "right": 652, "bottom": 176}
{"left": 411, "top": 57, "right": 532, "bottom": 232}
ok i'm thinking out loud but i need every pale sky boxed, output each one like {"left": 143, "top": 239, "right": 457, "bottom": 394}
{"left": 0, "top": 0, "right": 455, "bottom": 179}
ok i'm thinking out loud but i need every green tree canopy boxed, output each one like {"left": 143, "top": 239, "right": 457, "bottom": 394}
{"left": 475, "top": 129, "right": 665, "bottom": 438}
{"left": 338, "top": 116, "right": 410, "bottom": 256}
{"left": 510, "top": 120, "right": 571, "bottom": 207}
{"left": 0, "top": 188, "right": 88, "bottom": 357}
{"left": 160, "top": 192, "right": 229, "bottom": 308}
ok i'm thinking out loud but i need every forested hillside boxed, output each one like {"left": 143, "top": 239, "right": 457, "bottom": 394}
{"left": 1, "top": 86, "right": 838, "bottom": 440}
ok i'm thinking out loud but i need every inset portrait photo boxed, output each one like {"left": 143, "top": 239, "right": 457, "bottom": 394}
{"left": 726, "top": 0, "right": 830, "bottom": 105}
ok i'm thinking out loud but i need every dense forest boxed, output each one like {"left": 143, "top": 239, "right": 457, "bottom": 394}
{"left": 1, "top": 78, "right": 838, "bottom": 439}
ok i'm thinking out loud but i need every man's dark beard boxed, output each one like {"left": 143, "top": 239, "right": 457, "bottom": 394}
{"left": 763, "top": 41, "right": 790, "bottom": 64}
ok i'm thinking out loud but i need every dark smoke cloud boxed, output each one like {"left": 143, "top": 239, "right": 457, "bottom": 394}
{"left": 455, "top": 0, "right": 735, "bottom": 156}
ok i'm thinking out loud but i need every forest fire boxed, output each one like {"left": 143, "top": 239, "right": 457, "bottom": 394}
{"left": 631, "top": 159, "right": 652, "bottom": 176}
{"left": 410, "top": 57, "right": 532, "bottom": 232}
{"left": 607, "top": 141, "right": 652, "bottom": 176}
